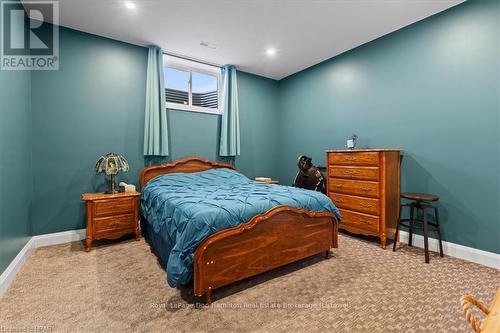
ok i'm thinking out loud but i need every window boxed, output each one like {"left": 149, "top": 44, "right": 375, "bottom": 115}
{"left": 164, "top": 54, "right": 221, "bottom": 114}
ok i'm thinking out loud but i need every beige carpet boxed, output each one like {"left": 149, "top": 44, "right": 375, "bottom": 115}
{"left": 0, "top": 234, "right": 498, "bottom": 333}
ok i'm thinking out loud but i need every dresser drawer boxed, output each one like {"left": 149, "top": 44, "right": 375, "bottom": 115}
{"left": 329, "top": 166, "right": 380, "bottom": 181}
{"left": 329, "top": 193, "right": 380, "bottom": 215}
{"left": 94, "top": 198, "right": 134, "bottom": 217}
{"left": 339, "top": 209, "right": 379, "bottom": 232}
{"left": 94, "top": 213, "right": 135, "bottom": 234}
{"left": 329, "top": 178, "right": 380, "bottom": 198}
{"left": 328, "top": 152, "right": 380, "bottom": 166}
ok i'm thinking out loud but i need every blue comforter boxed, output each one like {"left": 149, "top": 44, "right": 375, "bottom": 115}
{"left": 141, "top": 168, "right": 340, "bottom": 287}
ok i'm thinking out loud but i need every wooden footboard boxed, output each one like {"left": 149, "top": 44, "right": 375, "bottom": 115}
{"left": 193, "top": 206, "right": 338, "bottom": 304}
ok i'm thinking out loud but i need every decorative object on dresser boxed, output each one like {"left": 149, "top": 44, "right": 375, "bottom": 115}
{"left": 95, "top": 153, "right": 130, "bottom": 194}
{"left": 326, "top": 148, "right": 401, "bottom": 248}
{"left": 393, "top": 193, "right": 443, "bottom": 263}
{"left": 346, "top": 134, "right": 358, "bottom": 150}
{"left": 81, "top": 191, "right": 140, "bottom": 252}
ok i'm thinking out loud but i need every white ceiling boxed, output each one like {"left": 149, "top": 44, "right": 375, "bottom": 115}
{"left": 25, "top": 0, "right": 464, "bottom": 80}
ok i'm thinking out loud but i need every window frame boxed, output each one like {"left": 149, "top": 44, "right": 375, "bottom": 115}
{"left": 164, "top": 54, "right": 222, "bottom": 115}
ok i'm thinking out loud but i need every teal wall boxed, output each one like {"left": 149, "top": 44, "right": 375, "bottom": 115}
{"left": 235, "top": 72, "right": 281, "bottom": 180}
{"left": 277, "top": 0, "right": 500, "bottom": 253}
{"left": 31, "top": 27, "right": 147, "bottom": 235}
{"left": 0, "top": 0, "right": 32, "bottom": 273}
{"left": 30, "top": 26, "right": 280, "bottom": 235}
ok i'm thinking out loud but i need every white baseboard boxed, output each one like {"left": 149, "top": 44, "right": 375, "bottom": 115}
{"left": 0, "top": 238, "right": 35, "bottom": 297}
{"left": 398, "top": 231, "right": 500, "bottom": 269}
{"left": 0, "top": 229, "right": 85, "bottom": 298}
{"left": 32, "top": 229, "right": 86, "bottom": 248}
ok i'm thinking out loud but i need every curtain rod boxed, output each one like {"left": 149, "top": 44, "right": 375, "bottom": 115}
{"left": 164, "top": 51, "right": 223, "bottom": 69}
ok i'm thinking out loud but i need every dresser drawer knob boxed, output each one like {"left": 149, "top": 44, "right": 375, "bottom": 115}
{"left": 360, "top": 202, "right": 372, "bottom": 208}
{"left": 360, "top": 187, "right": 371, "bottom": 192}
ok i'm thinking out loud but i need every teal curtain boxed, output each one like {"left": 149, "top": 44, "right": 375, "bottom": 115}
{"left": 144, "top": 46, "right": 169, "bottom": 156}
{"left": 219, "top": 65, "right": 240, "bottom": 157}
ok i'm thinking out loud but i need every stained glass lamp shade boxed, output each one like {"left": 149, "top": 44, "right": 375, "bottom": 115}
{"left": 95, "top": 153, "right": 130, "bottom": 194}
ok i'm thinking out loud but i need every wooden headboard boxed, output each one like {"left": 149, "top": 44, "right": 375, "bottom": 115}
{"left": 140, "top": 157, "right": 235, "bottom": 187}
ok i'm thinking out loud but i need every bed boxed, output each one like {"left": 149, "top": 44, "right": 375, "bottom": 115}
{"left": 140, "top": 157, "right": 340, "bottom": 304}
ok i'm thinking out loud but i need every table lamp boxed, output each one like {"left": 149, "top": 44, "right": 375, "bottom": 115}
{"left": 95, "top": 153, "right": 129, "bottom": 194}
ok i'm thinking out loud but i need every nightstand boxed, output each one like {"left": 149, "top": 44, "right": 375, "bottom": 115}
{"left": 81, "top": 191, "right": 141, "bottom": 252}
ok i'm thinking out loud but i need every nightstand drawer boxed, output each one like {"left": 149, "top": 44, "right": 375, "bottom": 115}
{"left": 94, "top": 213, "right": 135, "bottom": 234}
{"left": 94, "top": 198, "right": 134, "bottom": 217}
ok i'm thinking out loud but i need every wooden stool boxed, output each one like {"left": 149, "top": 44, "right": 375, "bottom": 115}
{"left": 392, "top": 192, "right": 443, "bottom": 263}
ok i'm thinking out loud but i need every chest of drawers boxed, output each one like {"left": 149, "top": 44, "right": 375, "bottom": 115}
{"left": 326, "top": 149, "right": 401, "bottom": 248}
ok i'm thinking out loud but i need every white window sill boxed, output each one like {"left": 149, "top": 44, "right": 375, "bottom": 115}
{"left": 166, "top": 103, "right": 221, "bottom": 115}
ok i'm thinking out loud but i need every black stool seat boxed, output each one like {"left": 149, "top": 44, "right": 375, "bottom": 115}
{"left": 401, "top": 192, "right": 439, "bottom": 202}
{"left": 393, "top": 193, "right": 443, "bottom": 263}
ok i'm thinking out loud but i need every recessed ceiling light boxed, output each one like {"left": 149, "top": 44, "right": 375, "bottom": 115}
{"left": 124, "top": 1, "right": 136, "bottom": 10}
{"left": 200, "top": 41, "right": 217, "bottom": 50}
{"left": 266, "top": 48, "right": 276, "bottom": 57}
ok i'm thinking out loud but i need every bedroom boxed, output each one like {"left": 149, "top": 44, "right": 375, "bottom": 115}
{"left": 0, "top": 0, "right": 499, "bottom": 332}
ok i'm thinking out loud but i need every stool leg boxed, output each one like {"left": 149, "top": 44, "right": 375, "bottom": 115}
{"left": 408, "top": 203, "right": 415, "bottom": 247}
{"left": 423, "top": 207, "right": 430, "bottom": 263}
{"left": 434, "top": 206, "right": 444, "bottom": 257}
{"left": 393, "top": 203, "right": 403, "bottom": 252}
